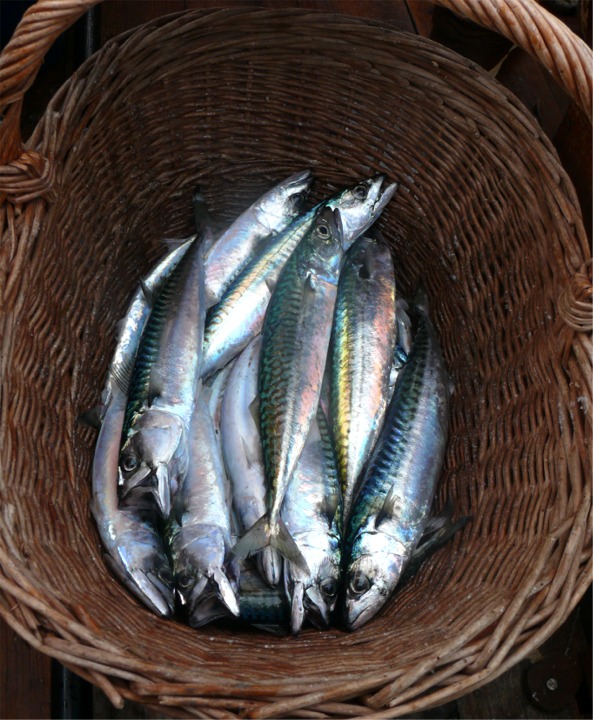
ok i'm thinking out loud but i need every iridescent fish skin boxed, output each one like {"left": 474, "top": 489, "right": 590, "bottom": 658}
{"left": 343, "top": 301, "right": 450, "bottom": 630}
{"left": 201, "top": 176, "right": 397, "bottom": 378}
{"left": 281, "top": 408, "right": 342, "bottom": 634}
{"left": 233, "top": 207, "right": 344, "bottom": 570}
{"left": 203, "top": 170, "right": 313, "bottom": 306}
{"left": 331, "top": 236, "right": 397, "bottom": 521}
{"left": 168, "top": 391, "right": 240, "bottom": 626}
{"left": 119, "top": 231, "right": 210, "bottom": 518}
{"left": 221, "top": 336, "right": 282, "bottom": 585}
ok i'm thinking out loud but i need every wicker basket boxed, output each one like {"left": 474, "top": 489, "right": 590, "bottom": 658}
{"left": 0, "top": 1, "right": 591, "bottom": 717}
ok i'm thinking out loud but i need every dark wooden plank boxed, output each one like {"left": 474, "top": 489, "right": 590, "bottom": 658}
{"left": 554, "top": 100, "right": 592, "bottom": 241}
{"left": 0, "top": 616, "right": 52, "bottom": 719}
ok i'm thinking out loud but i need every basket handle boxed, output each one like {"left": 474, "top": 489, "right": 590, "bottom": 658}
{"left": 0, "top": 0, "right": 591, "bottom": 167}
{"left": 434, "top": 0, "right": 592, "bottom": 121}
{"left": 0, "top": 0, "right": 101, "bottom": 166}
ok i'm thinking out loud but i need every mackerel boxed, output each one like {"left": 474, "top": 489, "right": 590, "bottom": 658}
{"left": 331, "top": 236, "right": 397, "bottom": 521}
{"left": 203, "top": 170, "right": 313, "bottom": 306}
{"left": 343, "top": 297, "right": 450, "bottom": 630}
{"left": 202, "top": 176, "right": 397, "bottom": 378}
{"left": 281, "top": 408, "right": 342, "bottom": 634}
{"left": 220, "top": 336, "right": 282, "bottom": 585}
{"left": 234, "top": 206, "right": 344, "bottom": 571}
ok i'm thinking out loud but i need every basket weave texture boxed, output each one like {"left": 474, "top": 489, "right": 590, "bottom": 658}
{"left": 0, "top": 1, "right": 591, "bottom": 717}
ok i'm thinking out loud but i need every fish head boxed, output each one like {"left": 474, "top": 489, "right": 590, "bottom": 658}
{"left": 174, "top": 529, "right": 240, "bottom": 620}
{"left": 119, "top": 410, "right": 187, "bottom": 516}
{"left": 305, "top": 206, "right": 344, "bottom": 283}
{"left": 256, "top": 169, "right": 313, "bottom": 228}
{"left": 343, "top": 531, "right": 407, "bottom": 631}
{"left": 284, "top": 534, "right": 341, "bottom": 634}
{"left": 333, "top": 176, "right": 397, "bottom": 249}
{"left": 105, "top": 519, "right": 175, "bottom": 617}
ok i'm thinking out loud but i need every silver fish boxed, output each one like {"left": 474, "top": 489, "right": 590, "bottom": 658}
{"left": 90, "top": 240, "right": 197, "bottom": 616}
{"left": 343, "top": 297, "right": 450, "bottom": 630}
{"left": 221, "top": 336, "right": 282, "bottom": 585}
{"left": 203, "top": 170, "right": 313, "bottom": 306}
{"left": 201, "top": 176, "right": 397, "bottom": 378}
{"left": 168, "top": 391, "right": 240, "bottom": 625}
{"left": 92, "top": 386, "right": 175, "bottom": 616}
{"left": 234, "top": 206, "right": 344, "bottom": 571}
{"left": 331, "top": 236, "right": 397, "bottom": 521}
{"left": 119, "top": 229, "right": 210, "bottom": 518}
{"left": 281, "top": 408, "right": 342, "bottom": 634}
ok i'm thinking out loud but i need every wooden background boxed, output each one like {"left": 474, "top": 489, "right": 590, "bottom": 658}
{"left": 0, "top": 1, "right": 591, "bottom": 717}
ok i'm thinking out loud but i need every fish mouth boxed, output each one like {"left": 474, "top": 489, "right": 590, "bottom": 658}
{"left": 131, "top": 568, "right": 174, "bottom": 617}
{"left": 370, "top": 175, "right": 398, "bottom": 216}
{"left": 343, "top": 595, "right": 381, "bottom": 631}
{"left": 186, "top": 571, "right": 240, "bottom": 619}
{"left": 303, "top": 587, "right": 331, "bottom": 630}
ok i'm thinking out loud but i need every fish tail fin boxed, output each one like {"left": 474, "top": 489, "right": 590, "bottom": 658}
{"left": 233, "top": 515, "right": 309, "bottom": 575}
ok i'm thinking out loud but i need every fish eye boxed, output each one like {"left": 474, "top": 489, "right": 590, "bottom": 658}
{"left": 176, "top": 571, "right": 194, "bottom": 589}
{"left": 349, "top": 573, "right": 371, "bottom": 596}
{"left": 320, "top": 578, "right": 338, "bottom": 598}
{"left": 291, "top": 192, "right": 305, "bottom": 207}
{"left": 353, "top": 183, "right": 368, "bottom": 200}
{"left": 121, "top": 454, "right": 138, "bottom": 473}
{"left": 316, "top": 222, "right": 331, "bottom": 239}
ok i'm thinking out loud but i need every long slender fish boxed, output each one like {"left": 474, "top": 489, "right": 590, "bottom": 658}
{"left": 203, "top": 170, "right": 313, "bottom": 306}
{"left": 90, "top": 241, "right": 195, "bottom": 616}
{"left": 92, "top": 387, "right": 174, "bottom": 616}
{"left": 202, "top": 176, "right": 397, "bottom": 378}
{"left": 342, "top": 297, "right": 450, "bottom": 630}
{"left": 119, "top": 228, "right": 210, "bottom": 518}
{"left": 221, "top": 336, "right": 282, "bottom": 585}
{"left": 167, "top": 390, "right": 240, "bottom": 626}
{"left": 281, "top": 408, "right": 342, "bottom": 634}
{"left": 331, "top": 236, "right": 397, "bottom": 522}
{"left": 234, "top": 206, "right": 344, "bottom": 571}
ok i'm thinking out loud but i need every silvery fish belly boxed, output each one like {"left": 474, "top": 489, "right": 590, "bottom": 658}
{"left": 233, "top": 206, "right": 344, "bottom": 572}
{"left": 331, "top": 235, "right": 397, "bottom": 522}
{"left": 220, "top": 336, "right": 282, "bottom": 585}
{"left": 168, "top": 391, "right": 239, "bottom": 626}
{"left": 343, "top": 299, "right": 450, "bottom": 631}
{"left": 201, "top": 175, "right": 397, "bottom": 378}
{"left": 203, "top": 170, "right": 313, "bottom": 306}
{"left": 281, "top": 408, "right": 342, "bottom": 634}
{"left": 119, "top": 233, "right": 209, "bottom": 519}
{"left": 92, "top": 385, "right": 174, "bottom": 617}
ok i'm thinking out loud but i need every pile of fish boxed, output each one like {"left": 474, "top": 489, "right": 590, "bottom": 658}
{"left": 90, "top": 170, "right": 466, "bottom": 634}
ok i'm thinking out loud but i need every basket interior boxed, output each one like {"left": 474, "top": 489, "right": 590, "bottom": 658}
{"left": 2, "top": 7, "right": 590, "bottom": 701}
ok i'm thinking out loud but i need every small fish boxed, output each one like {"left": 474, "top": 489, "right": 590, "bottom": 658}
{"left": 168, "top": 391, "right": 240, "bottom": 626}
{"left": 119, "top": 227, "right": 210, "bottom": 517}
{"left": 281, "top": 408, "right": 342, "bottom": 634}
{"left": 331, "top": 236, "right": 397, "bottom": 521}
{"left": 343, "top": 295, "right": 450, "bottom": 630}
{"left": 203, "top": 170, "right": 313, "bottom": 306}
{"left": 220, "top": 336, "right": 282, "bottom": 585}
{"left": 234, "top": 206, "right": 344, "bottom": 572}
{"left": 201, "top": 176, "right": 397, "bottom": 378}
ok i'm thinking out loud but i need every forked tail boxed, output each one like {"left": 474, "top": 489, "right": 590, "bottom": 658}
{"left": 233, "top": 514, "right": 309, "bottom": 575}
